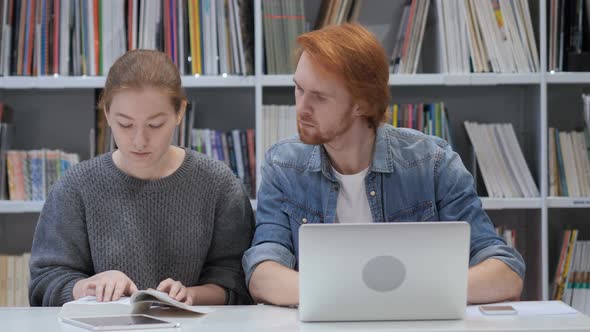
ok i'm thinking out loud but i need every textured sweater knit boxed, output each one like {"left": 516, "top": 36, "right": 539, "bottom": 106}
{"left": 29, "top": 149, "right": 254, "bottom": 306}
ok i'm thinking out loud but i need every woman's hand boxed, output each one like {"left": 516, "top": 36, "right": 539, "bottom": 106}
{"left": 73, "top": 270, "right": 139, "bottom": 302}
{"left": 157, "top": 278, "right": 193, "bottom": 305}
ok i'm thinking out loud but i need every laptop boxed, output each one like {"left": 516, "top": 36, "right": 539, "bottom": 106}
{"left": 298, "top": 222, "right": 470, "bottom": 322}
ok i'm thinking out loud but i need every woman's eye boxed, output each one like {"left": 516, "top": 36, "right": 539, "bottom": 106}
{"left": 118, "top": 123, "right": 132, "bottom": 128}
{"left": 149, "top": 123, "right": 164, "bottom": 129}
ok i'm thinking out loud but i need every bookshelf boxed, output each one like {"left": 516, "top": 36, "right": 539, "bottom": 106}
{"left": 546, "top": 197, "right": 590, "bottom": 208}
{"left": 261, "top": 73, "right": 544, "bottom": 87}
{"left": 546, "top": 72, "right": 590, "bottom": 84}
{"left": 0, "top": 198, "right": 545, "bottom": 214}
{"left": 480, "top": 198, "right": 543, "bottom": 210}
{"left": 0, "top": 201, "right": 43, "bottom": 214}
{"left": 0, "top": 76, "right": 256, "bottom": 89}
{"left": 0, "top": 0, "right": 589, "bottom": 306}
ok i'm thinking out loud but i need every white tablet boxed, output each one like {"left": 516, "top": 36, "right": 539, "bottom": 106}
{"left": 61, "top": 314, "right": 180, "bottom": 331}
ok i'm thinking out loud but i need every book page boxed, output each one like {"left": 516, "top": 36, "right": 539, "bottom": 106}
{"left": 59, "top": 290, "right": 217, "bottom": 318}
{"left": 131, "top": 289, "right": 217, "bottom": 314}
{"left": 58, "top": 296, "right": 133, "bottom": 318}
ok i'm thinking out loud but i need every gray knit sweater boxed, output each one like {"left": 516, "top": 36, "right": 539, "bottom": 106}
{"left": 29, "top": 149, "right": 255, "bottom": 306}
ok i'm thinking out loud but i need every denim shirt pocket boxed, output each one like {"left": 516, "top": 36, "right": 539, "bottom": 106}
{"left": 281, "top": 200, "right": 323, "bottom": 226}
{"left": 387, "top": 200, "right": 436, "bottom": 222}
{"left": 281, "top": 201, "right": 323, "bottom": 263}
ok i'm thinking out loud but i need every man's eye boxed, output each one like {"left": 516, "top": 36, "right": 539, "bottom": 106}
{"left": 315, "top": 94, "right": 326, "bottom": 102}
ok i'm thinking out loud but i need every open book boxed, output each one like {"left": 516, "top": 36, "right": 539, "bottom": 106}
{"left": 58, "top": 289, "right": 216, "bottom": 318}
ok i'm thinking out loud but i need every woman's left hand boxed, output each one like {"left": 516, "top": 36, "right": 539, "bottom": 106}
{"left": 156, "top": 278, "right": 193, "bottom": 305}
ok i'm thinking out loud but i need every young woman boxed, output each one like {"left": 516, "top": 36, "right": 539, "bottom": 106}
{"left": 29, "top": 50, "right": 254, "bottom": 306}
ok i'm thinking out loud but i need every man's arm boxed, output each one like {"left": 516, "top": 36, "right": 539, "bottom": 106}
{"left": 187, "top": 284, "right": 227, "bottom": 305}
{"left": 243, "top": 151, "right": 299, "bottom": 305}
{"left": 249, "top": 261, "right": 299, "bottom": 306}
{"left": 468, "top": 258, "right": 523, "bottom": 304}
{"left": 435, "top": 143, "right": 525, "bottom": 303}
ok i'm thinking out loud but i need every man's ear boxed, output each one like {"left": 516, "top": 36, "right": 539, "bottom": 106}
{"left": 352, "top": 103, "right": 363, "bottom": 117}
{"left": 176, "top": 101, "right": 188, "bottom": 125}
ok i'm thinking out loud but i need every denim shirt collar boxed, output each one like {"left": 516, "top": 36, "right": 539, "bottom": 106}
{"left": 305, "top": 125, "right": 394, "bottom": 179}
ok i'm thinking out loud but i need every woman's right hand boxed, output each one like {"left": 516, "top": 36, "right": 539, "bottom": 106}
{"left": 73, "top": 270, "right": 139, "bottom": 302}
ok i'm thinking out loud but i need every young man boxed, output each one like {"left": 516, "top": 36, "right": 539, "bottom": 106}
{"left": 243, "top": 24, "right": 524, "bottom": 306}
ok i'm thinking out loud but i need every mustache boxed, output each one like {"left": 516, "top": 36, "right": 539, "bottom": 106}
{"left": 297, "top": 114, "right": 315, "bottom": 125}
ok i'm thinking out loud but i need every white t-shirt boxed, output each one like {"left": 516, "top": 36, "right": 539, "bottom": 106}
{"left": 332, "top": 166, "right": 372, "bottom": 224}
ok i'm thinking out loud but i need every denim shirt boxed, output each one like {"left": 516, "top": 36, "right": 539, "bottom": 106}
{"left": 242, "top": 124, "right": 525, "bottom": 286}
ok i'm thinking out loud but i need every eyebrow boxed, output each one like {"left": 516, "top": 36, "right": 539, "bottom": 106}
{"left": 114, "top": 112, "right": 168, "bottom": 120}
{"left": 293, "top": 78, "right": 329, "bottom": 96}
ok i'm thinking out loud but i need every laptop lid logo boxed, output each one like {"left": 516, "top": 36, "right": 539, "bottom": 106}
{"left": 362, "top": 255, "right": 406, "bottom": 292}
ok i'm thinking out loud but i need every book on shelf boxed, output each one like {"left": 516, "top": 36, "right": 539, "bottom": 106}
{"left": 314, "top": 0, "right": 362, "bottom": 29}
{"left": 495, "top": 225, "right": 518, "bottom": 248}
{"left": 548, "top": 0, "right": 590, "bottom": 71}
{"left": 549, "top": 95, "right": 590, "bottom": 197}
{"left": 551, "top": 228, "right": 590, "bottom": 316}
{"left": 262, "top": 102, "right": 453, "bottom": 155}
{"left": 262, "top": 0, "right": 538, "bottom": 74}
{"left": 0, "top": 0, "right": 254, "bottom": 77}
{"left": 262, "top": 0, "right": 306, "bottom": 74}
{"left": 0, "top": 122, "right": 10, "bottom": 200}
{"left": 390, "top": 0, "right": 430, "bottom": 74}
{"left": 59, "top": 289, "right": 215, "bottom": 318}
{"left": 191, "top": 128, "right": 255, "bottom": 198}
{"left": 429, "top": 0, "right": 538, "bottom": 73}
{"left": 261, "top": 105, "right": 297, "bottom": 154}
{"left": 386, "top": 102, "right": 453, "bottom": 147}
{"left": 5, "top": 149, "right": 79, "bottom": 201}
{"left": 548, "top": 128, "right": 590, "bottom": 197}
{"left": 464, "top": 121, "right": 539, "bottom": 198}
{"left": 0, "top": 102, "right": 14, "bottom": 200}
{"left": 0, "top": 253, "right": 30, "bottom": 307}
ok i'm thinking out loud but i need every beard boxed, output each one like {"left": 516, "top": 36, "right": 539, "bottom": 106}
{"left": 297, "top": 113, "right": 355, "bottom": 145}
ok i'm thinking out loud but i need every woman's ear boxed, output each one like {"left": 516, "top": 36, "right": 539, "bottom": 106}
{"left": 176, "top": 101, "right": 188, "bottom": 125}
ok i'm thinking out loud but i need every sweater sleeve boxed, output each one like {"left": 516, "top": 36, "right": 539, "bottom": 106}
{"left": 29, "top": 175, "right": 93, "bottom": 306}
{"left": 197, "top": 174, "right": 255, "bottom": 305}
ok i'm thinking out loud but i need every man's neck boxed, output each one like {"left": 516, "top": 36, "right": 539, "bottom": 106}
{"left": 324, "top": 123, "right": 376, "bottom": 175}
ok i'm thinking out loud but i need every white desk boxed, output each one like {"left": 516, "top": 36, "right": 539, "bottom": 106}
{"left": 1, "top": 302, "right": 590, "bottom": 332}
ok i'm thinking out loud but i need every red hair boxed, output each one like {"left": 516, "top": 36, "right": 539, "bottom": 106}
{"left": 295, "top": 24, "right": 390, "bottom": 128}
